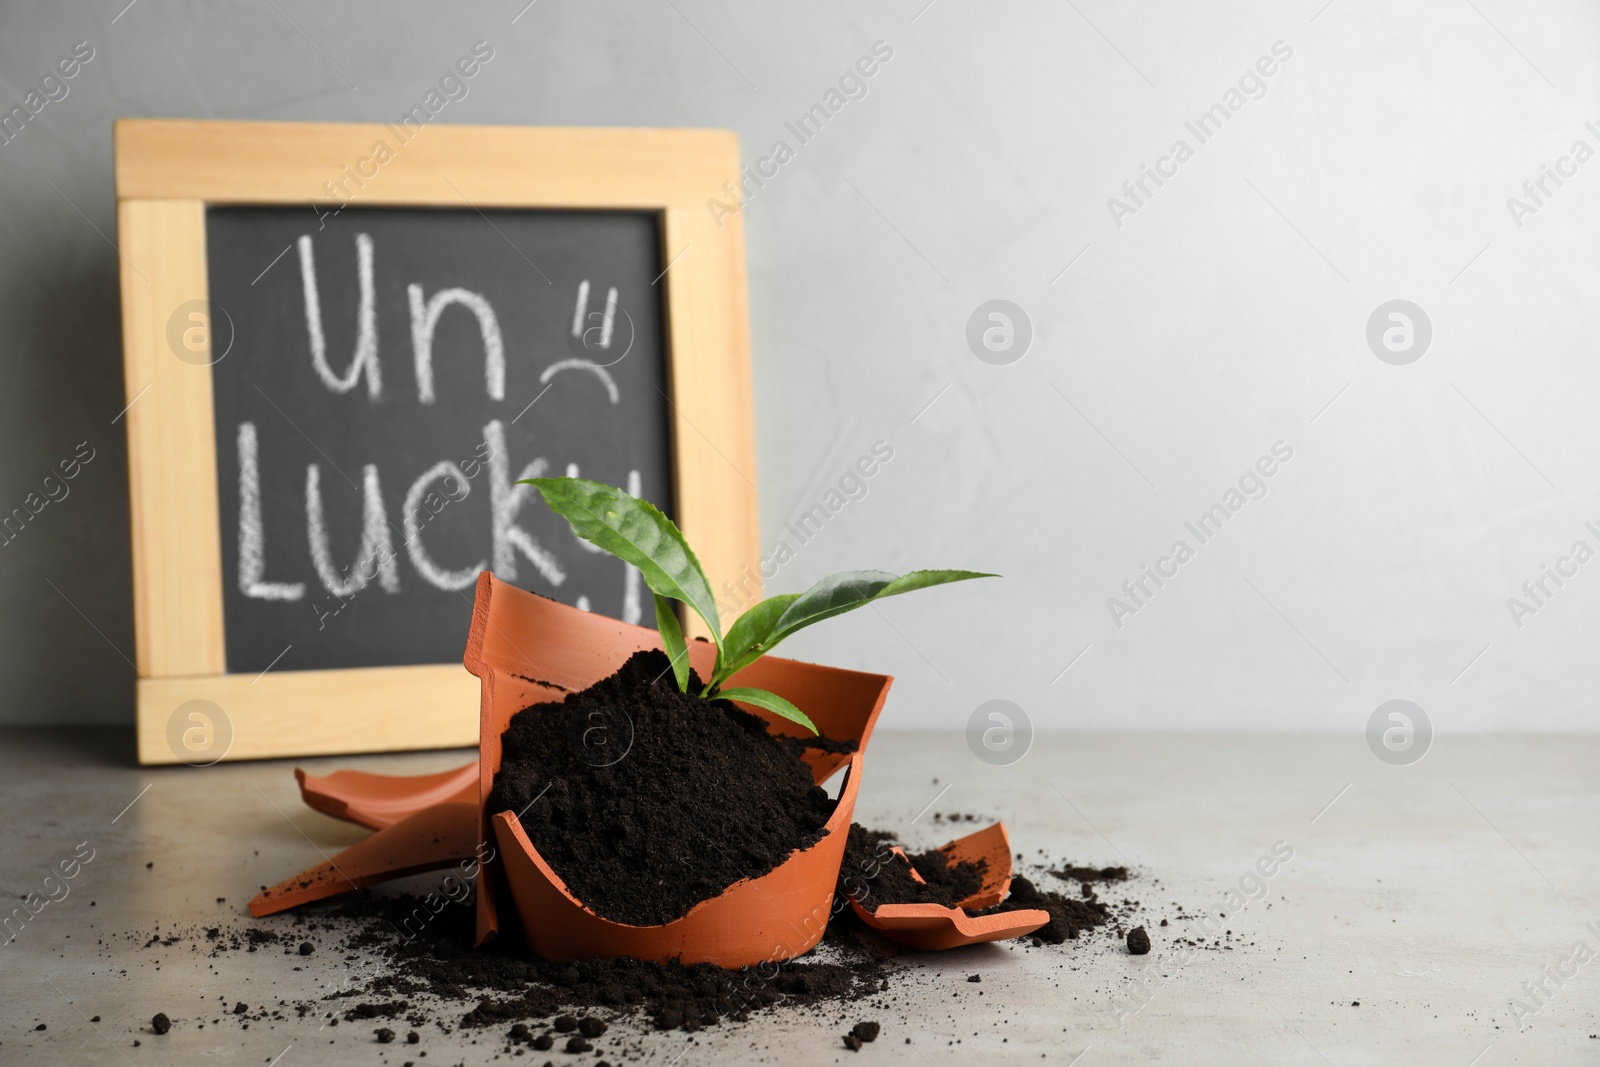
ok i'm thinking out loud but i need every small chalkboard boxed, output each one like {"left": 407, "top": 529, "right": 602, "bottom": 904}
{"left": 117, "top": 121, "right": 758, "bottom": 763}
{"left": 209, "top": 205, "right": 673, "bottom": 674}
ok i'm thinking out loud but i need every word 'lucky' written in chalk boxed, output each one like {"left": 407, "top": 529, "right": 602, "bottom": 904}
{"left": 234, "top": 231, "right": 645, "bottom": 623}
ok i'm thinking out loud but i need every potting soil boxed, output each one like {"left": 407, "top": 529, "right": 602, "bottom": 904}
{"left": 487, "top": 649, "right": 843, "bottom": 926}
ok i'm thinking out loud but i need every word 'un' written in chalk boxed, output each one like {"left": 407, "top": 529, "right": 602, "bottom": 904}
{"left": 236, "top": 231, "right": 644, "bottom": 623}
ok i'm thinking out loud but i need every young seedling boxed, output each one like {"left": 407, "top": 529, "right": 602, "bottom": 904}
{"left": 521, "top": 477, "right": 994, "bottom": 734}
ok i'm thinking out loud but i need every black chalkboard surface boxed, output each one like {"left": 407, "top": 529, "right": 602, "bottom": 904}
{"left": 206, "top": 206, "right": 672, "bottom": 674}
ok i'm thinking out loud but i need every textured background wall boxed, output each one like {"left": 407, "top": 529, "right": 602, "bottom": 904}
{"left": 2, "top": 0, "right": 1597, "bottom": 737}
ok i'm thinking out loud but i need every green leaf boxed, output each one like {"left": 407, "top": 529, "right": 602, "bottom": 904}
{"left": 652, "top": 592, "right": 690, "bottom": 693}
{"left": 712, "top": 569, "right": 996, "bottom": 688}
{"left": 712, "top": 593, "right": 799, "bottom": 690}
{"left": 713, "top": 686, "right": 817, "bottom": 734}
{"left": 773, "top": 570, "right": 898, "bottom": 633}
{"left": 521, "top": 477, "right": 722, "bottom": 650}
{"left": 873, "top": 568, "right": 999, "bottom": 600}
{"left": 767, "top": 569, "right": 995, "bottom": 650}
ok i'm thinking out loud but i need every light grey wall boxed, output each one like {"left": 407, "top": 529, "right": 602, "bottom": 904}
{"left": 2, "top": 0, "right": 1597, "bottom": 737}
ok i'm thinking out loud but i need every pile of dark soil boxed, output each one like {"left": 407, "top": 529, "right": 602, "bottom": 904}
{"left": 337, "top": 893, "right": 890, "bottom": 1036}
{"left": 838, "top": 824, "right": 987, "bottom": 908}
{"left": 88, "top": 829, "right": 1157, "bottom": 1060}
{"left": 486, "top": 649, "right": 849, "bottom": 926}
{"left": 299, "top": 835, "right": 1134, "bottom": 1037}
{"left": 94, "top": 900, "right": 892, "bottom": 1060}
{"left": 898, "top": 844, "right": 985, "bottom": 904}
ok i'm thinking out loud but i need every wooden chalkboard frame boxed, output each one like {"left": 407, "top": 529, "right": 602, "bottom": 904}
{"left": 115, "top": 120, "right": 759, "bottom": 764}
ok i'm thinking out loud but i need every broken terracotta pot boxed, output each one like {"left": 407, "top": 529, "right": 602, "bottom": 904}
{"left": 467, "top": 572, "right": 892, "bottom": 969}
{"left": 296, "top": 761, "right": 478, "bottom": 831}
{"left": 245, "top": 762, "right": 479, "bottom": 917}
{"left": 249, "top": 795, "right": 479, "bottom": 917}
{"left": 848, "top": 822, "right": 1049, "bottom": 950}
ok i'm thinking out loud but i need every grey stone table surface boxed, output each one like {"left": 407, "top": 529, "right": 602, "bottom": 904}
{"left": 1, "top": 728, "right": 1596, "bottom": 1065}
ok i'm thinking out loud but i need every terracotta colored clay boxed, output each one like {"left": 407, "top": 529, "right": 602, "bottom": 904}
{"left": 466, "top": 572, "right": 892, "bottom": 968}
{"left": 936, "top": 821, "right": 1017, "bottom": 911}
{"left": 296, "top": 762, "right": 479, "bottom": 831}
{"left": 847, "top": 822, "right": 1049, "bottom": 950}
{"left": 849, "top": 897, "right": 1050, "bottom": 950}
{"left": 248, "top": 797, "right": 479, "bottom": 918}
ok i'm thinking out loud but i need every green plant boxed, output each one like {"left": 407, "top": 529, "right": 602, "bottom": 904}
{"left": 521, "top": 477, "right": 994, "bottom": 734}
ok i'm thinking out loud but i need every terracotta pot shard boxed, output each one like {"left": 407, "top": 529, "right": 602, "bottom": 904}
{"left": 296, "top": 762, "right": 479, "bottom": 831}
{"left": 466, "top": 573, "right": 892, "bottom": 969}
{"left": 848, "top": 822, "right": 1049, "bottom": 950}
{"left": 249, "top": 798, "right": 478, "bottom": 918}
